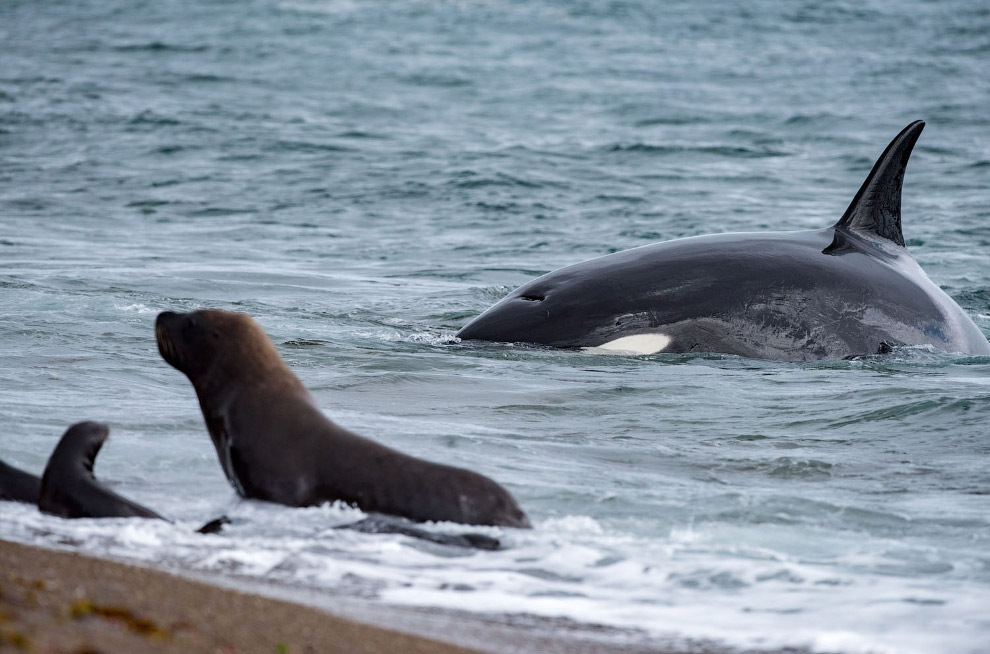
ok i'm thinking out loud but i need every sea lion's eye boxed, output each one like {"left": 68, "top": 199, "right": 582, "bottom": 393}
{"left": 182, "top": 315, "right": 203, "bottom": 338}
{"left": 211, "top": 329, "right": 220, "bottom": 340}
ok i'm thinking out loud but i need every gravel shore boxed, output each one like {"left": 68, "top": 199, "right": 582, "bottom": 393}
{"left": 0, "top": 539, "right": 475, "bottom": 654}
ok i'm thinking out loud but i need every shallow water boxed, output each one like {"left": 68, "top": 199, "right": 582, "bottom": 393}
{"left": 2, "top": 1, "right": 989, "bottom": 652}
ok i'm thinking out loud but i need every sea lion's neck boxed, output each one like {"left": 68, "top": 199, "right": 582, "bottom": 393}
{"left": 188, "top": 369, "right": 237, "bottom": 484}
{"left": 191, "top": 360, "right": 310, "bottom": 498}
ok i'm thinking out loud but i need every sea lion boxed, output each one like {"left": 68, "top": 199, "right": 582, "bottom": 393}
{"left": 0, "top": 459, "right": 42, "bottom": 504}
{"left": 457, "top": 121, "right": 990, "bottom": 360}
{"left": 155, "top": 309, "right": 531, "bottom": 528}
{"left": 38, "top": 422, "right": 165, "bottom": 519}
{"left": 339, "top": 515, "right": 501, "bottom": 551}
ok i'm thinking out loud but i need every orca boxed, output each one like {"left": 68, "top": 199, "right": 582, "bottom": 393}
{"left": 456, "top": 121, "right": 990, "bottom": 361}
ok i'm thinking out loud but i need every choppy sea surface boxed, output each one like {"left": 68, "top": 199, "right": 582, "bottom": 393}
{"left": 2, "top": 1, "right": 989, "bottom": 652}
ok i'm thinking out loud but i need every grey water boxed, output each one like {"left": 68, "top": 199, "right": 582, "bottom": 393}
{"left": 2, "top": 0, "right": 989, "bottom": 652}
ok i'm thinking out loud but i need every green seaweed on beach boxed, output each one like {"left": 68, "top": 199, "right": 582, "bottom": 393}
{"left": 1, "top": 626, "right": 31, "bottom": 651}
{"left": 69, "top": 599, "right": 169, "bottom": 641}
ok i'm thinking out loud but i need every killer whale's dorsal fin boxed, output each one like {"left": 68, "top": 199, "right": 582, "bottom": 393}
{"left": 832, "top": 120, "right": 925, "bottom": 247}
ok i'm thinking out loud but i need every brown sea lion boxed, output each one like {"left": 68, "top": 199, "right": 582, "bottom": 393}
{"left": 155, "top": 310, "right": 530, "bottom": 529}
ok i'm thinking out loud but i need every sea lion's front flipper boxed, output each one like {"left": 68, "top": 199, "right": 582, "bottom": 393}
{"left": 39, "top": 422, "right": 165, "bottom": 520}
{"left": 339, "top": 514, "right": 502, "bottom": 551}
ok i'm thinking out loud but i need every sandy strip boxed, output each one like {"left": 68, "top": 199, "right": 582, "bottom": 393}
{"left": 0, "top": 538, "right": 476, "bottom": 654}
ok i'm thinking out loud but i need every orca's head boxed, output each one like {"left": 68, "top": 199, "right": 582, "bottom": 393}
{"left": 456, "top": 272, "right": 632, "bottom": 348}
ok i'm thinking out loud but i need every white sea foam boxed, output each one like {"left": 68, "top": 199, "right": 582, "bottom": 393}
{"left": 3, "top": 500, "right": 987, "bottom": 654}
{"left": 114, "top": 303, "right": 159, "bottom": 314}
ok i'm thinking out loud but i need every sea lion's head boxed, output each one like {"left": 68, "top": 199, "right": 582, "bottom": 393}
{"left": 156, "top": 310, "right": 290, "bottom": 388}
{"left": 47, "top": 421, "right": 109, "bottom": 475}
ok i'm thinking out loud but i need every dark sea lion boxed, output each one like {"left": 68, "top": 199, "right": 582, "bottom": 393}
{"left": 155, "top": 310, "right": 531, "bottom": 529}
{"left": 0, "top": 459, "right": 42, "bottom": 504}
{"left": 38, "top": 422, "right": 165, "bottom": 520}
{"left": 339, "top": 515, "right": 501, "bottom": 551}
{"left": 457, "top": 121, "right": 990, "bottom": 360}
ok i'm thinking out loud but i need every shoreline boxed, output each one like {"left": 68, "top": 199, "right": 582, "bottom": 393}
{"left": 0, "top": 538, "right": 812, "bottom": 654}
{"left": 0, "top": 538, "right": 474, "bottom": 654}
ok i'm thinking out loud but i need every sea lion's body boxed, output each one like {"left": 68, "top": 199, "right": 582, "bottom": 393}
{"left": 38, "top": 422, "right": 164, "bottom": 520}
{"left": 156, "top": 310, "right": 529, "bottom": 528}
{"left": 0, "top": 459, "right": 42, "bottom": 504}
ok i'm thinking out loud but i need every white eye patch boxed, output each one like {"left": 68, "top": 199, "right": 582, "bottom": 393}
{"left": 589, "top": 333, "right": 672, "bottom": 355}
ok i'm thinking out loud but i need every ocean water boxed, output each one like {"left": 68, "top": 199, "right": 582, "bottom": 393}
{"left": 2, "top": 0, "right": 989, "bottom": 652}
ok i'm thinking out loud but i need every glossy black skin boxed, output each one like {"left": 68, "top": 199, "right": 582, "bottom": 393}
{"left": 38, "top": 422, "right": 164, "bottom": 520}
{"left": 0, "top": 459, "right": 42, "bottom": 504}
{"left": 457, "top": 121, "right": 990, "bottom": 361}
{"left": 156, "top": 310, "right": 531, "bottom": 528}
{"left": 457, "top": 227, "right": 990, "bottom": 360}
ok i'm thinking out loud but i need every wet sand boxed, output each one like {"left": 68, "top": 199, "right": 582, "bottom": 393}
{"left": 0, "top": 539, "right": 810, "bottom": 654}
{"left": 0, "top": 538, "right": 477, "bottom": 654}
